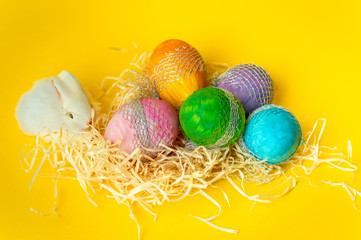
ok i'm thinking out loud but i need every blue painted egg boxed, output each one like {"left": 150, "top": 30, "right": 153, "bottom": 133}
{"left": 240, "top": 104, "right": 302, "bottom": 164}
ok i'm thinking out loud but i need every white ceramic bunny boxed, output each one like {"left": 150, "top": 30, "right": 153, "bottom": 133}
{"left": 15, "top": 70, "right": 92, "bottom": 137}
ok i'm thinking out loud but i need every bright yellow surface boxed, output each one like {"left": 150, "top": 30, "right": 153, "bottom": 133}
{"left": 1, "top": 0, "right": 361, "bottom": 239}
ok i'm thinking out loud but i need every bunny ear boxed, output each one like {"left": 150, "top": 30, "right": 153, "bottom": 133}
{"left": 51, "top": 70, "right": 85, "bottom": 102}
{"left": 53, "top": 70, "right": 84, "bottom": 94}
{"left": 50, "top": 77, "right": 62, "bottom": 99}
{"left": 51, "top": 70, "right": 91, "bottom": 116}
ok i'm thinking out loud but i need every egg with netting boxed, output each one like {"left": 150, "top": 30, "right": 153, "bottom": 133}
{"left": 104, "top": 98, "right": 179, "bottom": 157}
{"left": 179, "top": 87, "right": 246, "bottom": 148}
{"left": 216, "top": 64, "right": 274, "bottom": 115}
{"left": 239, "top": 104, "right": 302, "bottom": 164}
{"left": 148, "top": 39, "right": 207, "bottom": 110}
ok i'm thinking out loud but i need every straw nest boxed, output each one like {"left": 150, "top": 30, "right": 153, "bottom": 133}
{"left": 21, "top": 49, "right": 360, "bottom": 232}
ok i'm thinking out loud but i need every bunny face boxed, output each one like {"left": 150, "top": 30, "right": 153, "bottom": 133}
{"left": 63, "top": 111, "right": 91, "bottom": 133}
{"left": 62, "top": 101, "right": 92, "bottom": 133}
{"left": 16, "top": 71, "right": 92, "bottom": 136}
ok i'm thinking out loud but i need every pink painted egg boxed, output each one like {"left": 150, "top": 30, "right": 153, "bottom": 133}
{"left": 104, "top": 98, "right": 179, "bottom": 156}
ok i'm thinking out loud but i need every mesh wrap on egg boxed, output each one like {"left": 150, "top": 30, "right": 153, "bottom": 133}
{"left": 152, "top": 46, "right": 205, "bottom": 94}
{"left": 119, "top": 98, "right": 175, "bottom": 157}
{"left": 238, "top": 104, "right": 302, "bottom": 164}
{"left": 179, "top": 87, "right": 245, "bottom": 148}
{"left": 216, "top": 64, "right": 274, "bottom": 114}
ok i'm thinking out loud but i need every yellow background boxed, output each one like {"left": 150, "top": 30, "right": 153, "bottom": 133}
{"left": 1, "top": 0, "right": 361, "bottom": 239}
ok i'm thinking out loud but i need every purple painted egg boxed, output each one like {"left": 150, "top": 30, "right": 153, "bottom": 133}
{"left": 216, "top": 64, "right": 274, "bottom": 115}
{"left": 104, "top": 98, "right": 179, "bottom": 157}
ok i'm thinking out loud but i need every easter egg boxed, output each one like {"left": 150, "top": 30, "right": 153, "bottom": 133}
{"left": 104, "top": 98, "right": 179, "bottom": 156}
{"left": 179, "top": 87, "right": 245, "bottom": 148}
{"left": 216, "top": 64, "right": 274, "bottom": 115}
{"left": 148, "top": 39, "right": 207, "bottom": 109}
{"left": 240, "top": 104, "right": 302, "bottom": 164}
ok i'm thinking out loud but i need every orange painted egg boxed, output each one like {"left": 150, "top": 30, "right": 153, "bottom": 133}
{"left": 148, "top": 39, "right": 207, "bottom": 109}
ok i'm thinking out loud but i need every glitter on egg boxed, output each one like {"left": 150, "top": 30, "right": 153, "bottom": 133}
{"left": 216, "top": 64, "right": 274, "bottom": 115}
{"left": 179, "top": 87, "right": 245, "bottom": 148}
{"left": 239, "top": 104, "right": 302, "bottom": 164}
{"left": 148, "top": 39, "right": 207, "bottom": 109}
{"left": 105, "top": 98, "right": 179, "bottom": 157}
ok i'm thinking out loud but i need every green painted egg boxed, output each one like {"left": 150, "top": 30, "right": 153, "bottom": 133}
{"left": 179, "top": 87, "right": 246, "bottom": 148}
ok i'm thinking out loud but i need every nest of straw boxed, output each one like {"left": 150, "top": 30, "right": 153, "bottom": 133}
{"left": 22, "top": 49, "right": 359, "bottom": 224}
